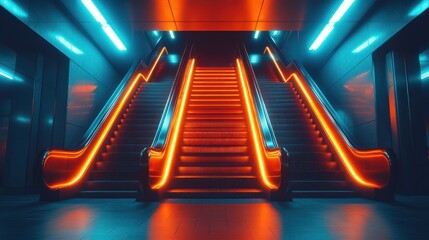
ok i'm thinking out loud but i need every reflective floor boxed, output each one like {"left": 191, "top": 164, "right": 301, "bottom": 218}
{"left": 1, "top": 195, "right": 429, "bottom": 239}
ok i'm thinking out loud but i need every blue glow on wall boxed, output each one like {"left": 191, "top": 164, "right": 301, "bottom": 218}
{"left": 0, "top": 66, "right": 22, "bottom": 82}
{"left": 55, "top": 35, "right": 84, "bottom": 55}
{"left": 249, "top": 54, "right": 260, "bottom": 64}
{"left": 408, "top": 0, "right": 429, "bottom": 17}
{"left": 309, "top": 0, "right": 355, "bottom": 50}
{"left": 0, "top": 68, "right": 13, "bottom": 80}
{"left": 81, "top": 0, "right": 126, "bottom": 51}
{"left": 153, "top": 31, "right": 159, "bottom": 36}
{"left": 352, "top": 36, "right": 378, "bottom": 53}
{"left": 168, "top": 54, "right": 179, "bottom": 64}
{"left": 422, "top": 70, "right": 429, "bottom": 80}
{"left": 16, "top": 116, "right": 30, "bottom": 124}
{"left": 0, "top": 0, "right": 28, "bottom": 18}
{"left": 169, "top": 31, "right": 175, "bottom": 39}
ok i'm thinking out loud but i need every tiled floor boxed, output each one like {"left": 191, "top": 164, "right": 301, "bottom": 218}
{"left": 1, "top": 195, "right": 429, "bottom": 240}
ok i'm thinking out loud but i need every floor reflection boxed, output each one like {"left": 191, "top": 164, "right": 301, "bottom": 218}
{"left": 145, "top": 199, "right": 281, "bottom": 240}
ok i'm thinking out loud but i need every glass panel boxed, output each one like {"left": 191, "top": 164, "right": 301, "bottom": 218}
{"left": 419, "top": 49, "right": 429, "bottom": 159}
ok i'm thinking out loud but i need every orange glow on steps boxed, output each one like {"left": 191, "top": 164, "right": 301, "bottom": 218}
{"left": 43, "top": 47, "right": 168, "bottom": 190}
{"left": 236, "top": 58, "right": 280, "bottom": 190}
{"left": 149, "top": 59, "right": 195, "bottom": 189}
{"left": 264, "top": 46, "right": 390, "bottom": 189}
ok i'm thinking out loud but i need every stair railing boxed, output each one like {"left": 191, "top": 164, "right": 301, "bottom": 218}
{"left": 236, "top": 43, "right": 291, "bottom": 201}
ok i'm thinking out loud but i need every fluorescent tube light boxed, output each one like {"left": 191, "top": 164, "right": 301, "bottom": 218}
{"left": 422, "top": 70, "right": 429, "bottom": 79}
{"left": 254, "top": 31, "right": 260, "bottom": 39}
{"left": 309, "top": 0, "right": 355, "bottom": 50}
{"left": 352, "top": 36, "right": 378, "bottom": 53}
{"left": 81, "top": 0, "right": 126, "bottom": 51}
{"left": 309, "top": 25, "right": 334, "bottom": 50}
{"left": 409, "top": 0, "right": 429, "bottom": 17}
{"left": 0, "top": 68, "right": 13, "bottom": 80}
{"left": 169, "top": 31, "right": 175, "bottom": 39}
{"left": 0, "top": 0, "right": 28, "bottom": 18}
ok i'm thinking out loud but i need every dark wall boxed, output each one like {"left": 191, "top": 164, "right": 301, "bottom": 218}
{"left": 314, "top": 0, "right": 427, "bottom": 149}
{"left": 0, "top": 8, "right": 69, "bottom": 189}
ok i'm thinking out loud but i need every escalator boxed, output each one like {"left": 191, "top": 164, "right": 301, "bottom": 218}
{"left": 253, "top": 59, "right": 356, "bottom": 197}
{"left": 165, "top": 66, "right": 265, "bottom": 198}
{"left": 248, "top": 43, "right": 392, "bottom": 199}
{"left": 77, "top": 62, "right": 176, "bottom": 198}
{"left": 41, "top": 46, "right": 179, "bottom": 200}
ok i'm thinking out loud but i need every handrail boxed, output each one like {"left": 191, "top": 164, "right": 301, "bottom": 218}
{"left": 264, "top": 43, "right": 392, "bottom": 190}
{"left": 41, "top": 46, "right": 169, "bottom": 195}
{"left": 138, "top": 44, "right": 195, "bottom": 198}
{"left": 151, "top": 44, "right": 191, "bottom": 149}
{"left": 238, "top": 43, "right": 279, "bottom": 150}
{"left": 235, "top": 43, "right": 291, "bottom": 199}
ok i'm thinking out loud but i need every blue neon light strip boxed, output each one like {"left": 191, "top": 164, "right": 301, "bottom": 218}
{"left": 0, "top": 68, "right": 13, "bottom": 80}
{"left": 309, "top": 0, "right": 355, "bottom": 50}
{"left": 169, "top": 31, "right": 175, "bottom": 39}
{"left": 408, "top": 0, "right": 429, "bottom": 17}
{"left": 81, "top": 0, "right": 126, "bottom": 51}
{"left": 254, "top": 31, "right": 260, "bottom": 39}
{"left": 0, "top": 0, "right": 28, "bottom": 18}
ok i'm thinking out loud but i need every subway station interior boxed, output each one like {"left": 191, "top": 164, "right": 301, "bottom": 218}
{"left": 1, "top": 0, "right": 429, "bottom": 239}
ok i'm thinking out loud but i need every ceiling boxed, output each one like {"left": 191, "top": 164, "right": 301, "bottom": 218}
{"left": 59, "top": 0, "right": 378, "bottom": 71}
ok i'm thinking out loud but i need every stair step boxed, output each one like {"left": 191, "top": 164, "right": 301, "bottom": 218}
{"left": 76, "top": 190, "right": 136, "bottom": 198}
{"left": 180, "top": 155, "right": 250, "bottom": 163}
{"left": 292, "top": 190, "right": 359, "bottom": 198}
{"left": 83, "top": 180, "right": 138, "bottom": 191}
{"left": 290, "top": 180, "right": 351, "bottom": 190}
{"left": 177, "top": 166, "right": 253, "bottom": 175}
{"left": 181, "top": 146, "right": 248, "bottom": 153}
{"left": 183, "top": 131, "right": 247, "bottom": 138}
{"left": 182, "top": 138, "right": 248, "bottom": 145}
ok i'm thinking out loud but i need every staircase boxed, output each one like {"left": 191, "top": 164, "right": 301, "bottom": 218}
{"left": 253, "top": 60, "right": 357, "bottom": 198}
{"left": 164, "top": 66, "right": 265, "bottom": 198}
{"left": 77, "top": 62, "right": 175, "bottom": 198}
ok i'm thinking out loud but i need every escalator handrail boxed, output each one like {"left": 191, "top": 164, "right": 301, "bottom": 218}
{"left": 265, "top": 40, "right": 393, "bottom": 189}
{"left": 151, "top": 43, "right": 193, "bottom": 150}
{"left": 41, "top": 42, "right": 168, "bottom": 191}
{"left": 237, "top": 43, "right": 279, "bottom": 151}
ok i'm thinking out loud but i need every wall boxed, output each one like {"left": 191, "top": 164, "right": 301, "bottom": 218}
{"left": 1, "top": 0, "right": 122, "bottom": 148}
{"left": 313, "top": 0, "right": 427, "bottom": 148}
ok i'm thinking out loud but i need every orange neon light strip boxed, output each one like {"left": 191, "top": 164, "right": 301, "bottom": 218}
{"left": 264, "top": 46, "right": 389, "bottom": 188}
{"left": 150, "top": 59, "right": 195, "bottom": 189}
{"left": 43, "top": 47, "right": 168, "bottom": 189}
{"left": 236, "top": 58, "right": 278, "bottom": 189}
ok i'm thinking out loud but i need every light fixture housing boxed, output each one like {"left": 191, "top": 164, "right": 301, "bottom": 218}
{"left": 81, "top": 0, "right": 126, "bottom": 51}
{"left": 309, "top": 0, "right": 355, "bottom": 50}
